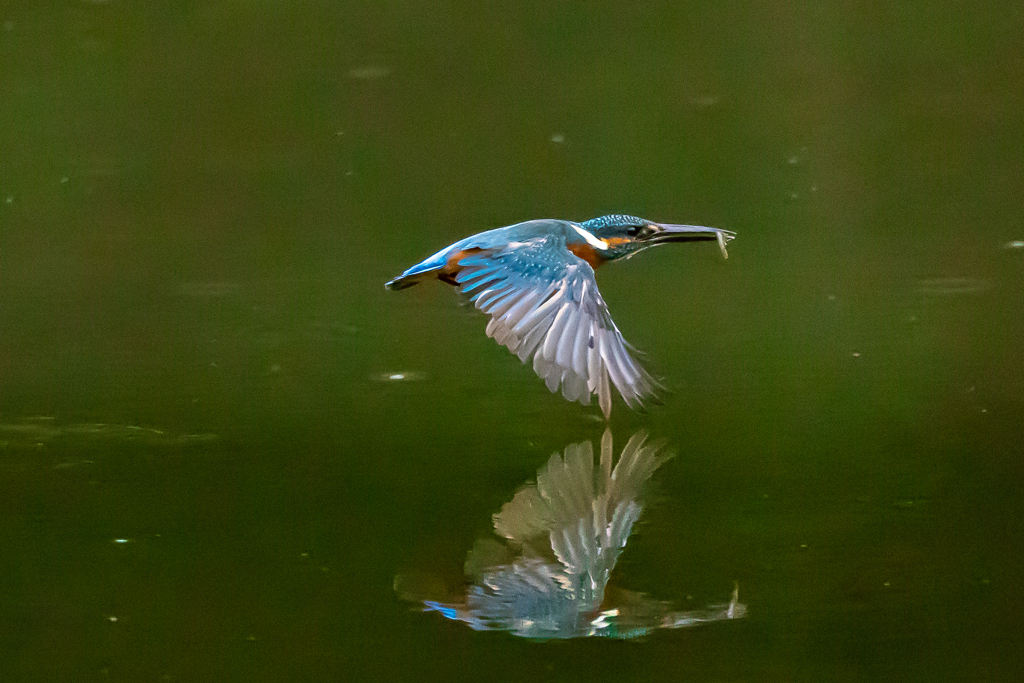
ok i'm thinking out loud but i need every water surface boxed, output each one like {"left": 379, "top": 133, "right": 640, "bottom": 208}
{"left": 1, "top": 2, "right": 1022, "bottom": 681}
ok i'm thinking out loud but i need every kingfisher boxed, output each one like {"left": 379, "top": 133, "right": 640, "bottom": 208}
{"left": 385, "top": 215, "right": 734, "bottom": 419}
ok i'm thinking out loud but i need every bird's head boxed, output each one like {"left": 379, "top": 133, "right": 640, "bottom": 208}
{"left": 578, "top": 214, "right": 734, "bottom": 262}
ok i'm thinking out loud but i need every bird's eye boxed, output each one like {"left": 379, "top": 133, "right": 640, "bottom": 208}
{"left": 626, "top": 226, "right": 640, "bottom": 236}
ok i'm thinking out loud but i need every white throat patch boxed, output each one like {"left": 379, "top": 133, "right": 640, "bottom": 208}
{"left": 571, "top": 224, "right": 609, "bottom": 250}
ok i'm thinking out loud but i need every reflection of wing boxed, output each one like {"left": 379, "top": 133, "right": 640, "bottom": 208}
{"left": 395, "top": 429, "right": 746, "bottom": 639}
{"left": 492, "top": 430, "right": 671, "bottom": 602}
{"left": 455, "top": 238, "right": 662, "bottom": 418}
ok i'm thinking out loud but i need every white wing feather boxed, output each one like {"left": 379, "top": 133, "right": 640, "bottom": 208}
{"left": 455, "top": 238, "right": 662, "bottom": 418}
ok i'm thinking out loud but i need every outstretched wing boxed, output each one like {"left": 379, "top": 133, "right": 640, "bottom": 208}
{"left": 454, "top": 237, "right": 662, "bottom": 418}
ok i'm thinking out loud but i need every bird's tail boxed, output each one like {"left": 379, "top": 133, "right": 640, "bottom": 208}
{"left": 385, "top": 269, "right": 437, "bottom": 290}
{"left": 386, "top": 244, "right": 460, "bottom": 290}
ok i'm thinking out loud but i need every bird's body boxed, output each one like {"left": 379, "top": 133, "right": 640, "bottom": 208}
{"left": 386, "top": 215, "right": 734, "bottom": 418}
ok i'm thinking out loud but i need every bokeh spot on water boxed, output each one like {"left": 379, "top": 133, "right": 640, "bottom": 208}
{"left": 689, "top": 94, "right": 718, "bottom": 108}
{"left": 371, "top": 371, "right": 426, "bottom": 382}
{"left": 916, "top": 277, "right": 991, "bottom": 295}
{"left": 348, "top": 65, "right": 391, "bottom": 80}
{"left": 174, "top": 281, "right": 244, "bottom": 297}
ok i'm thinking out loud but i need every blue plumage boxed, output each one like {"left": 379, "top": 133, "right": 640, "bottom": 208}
{"left": 580, "top": 214, "right": 648, "bottom": 231}
{"left": 385, "top": 215, "right": 734, "bottom": 418}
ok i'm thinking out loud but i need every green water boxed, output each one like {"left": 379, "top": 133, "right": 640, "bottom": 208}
{"left": 2, "top": 1, "right": 1022, "bottom": 680}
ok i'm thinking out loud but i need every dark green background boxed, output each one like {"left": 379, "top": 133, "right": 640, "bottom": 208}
{"left": 1, "top": 1, "right": 1022, "bottom": 681}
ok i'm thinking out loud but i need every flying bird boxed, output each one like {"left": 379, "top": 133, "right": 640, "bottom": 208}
{"left": 385, "top": 215, "right": 734, "bottom": 418}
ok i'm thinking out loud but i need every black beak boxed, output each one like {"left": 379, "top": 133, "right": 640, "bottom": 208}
{"left": 643, "top": 224, "right": 736, "bottom": 259}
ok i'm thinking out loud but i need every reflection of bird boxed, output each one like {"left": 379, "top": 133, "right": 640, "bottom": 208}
{"left": 394, "top": 430, "right": 746, "bottom": 640}
{"left": 386, "top": 216, "right": 734, "bottom": 418}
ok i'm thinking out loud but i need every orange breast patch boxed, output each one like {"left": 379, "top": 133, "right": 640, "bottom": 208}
{"left": 567, "top": 243, "right": 608, "bottom": 269}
